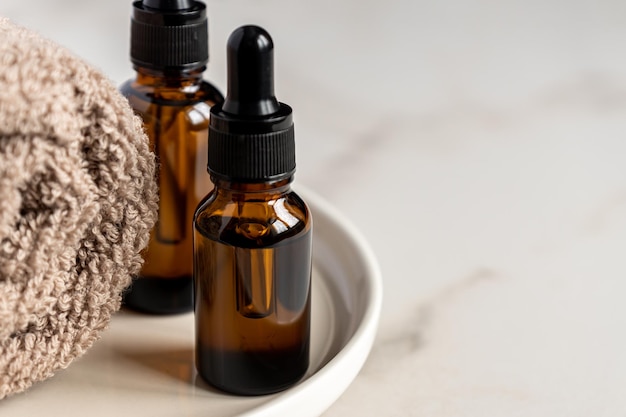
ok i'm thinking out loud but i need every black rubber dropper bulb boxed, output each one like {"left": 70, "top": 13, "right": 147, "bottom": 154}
{"left": 208, "top": 25, "right": 295, "bottom": 182}
{"left": 222, "top": 26, "right": 280, "bottom": 116}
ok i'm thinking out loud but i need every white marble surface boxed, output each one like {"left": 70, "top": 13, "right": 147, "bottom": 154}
{"left": 2, "top": 0, "right": 626, "bottom": 415}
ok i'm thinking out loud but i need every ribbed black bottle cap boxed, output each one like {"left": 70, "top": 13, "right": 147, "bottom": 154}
{"left": 130, "top": 0, "right": 209, "bottom": 70}
{"left": 208, "top": 25, "right": 296, "bottom": 182}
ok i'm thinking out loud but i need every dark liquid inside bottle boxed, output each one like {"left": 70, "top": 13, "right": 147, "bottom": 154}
{"left": 194, "top": 212, "right": 311, "bottom": 395}
{"left": 121, "top": 73, "right": 223, "bottom": 314}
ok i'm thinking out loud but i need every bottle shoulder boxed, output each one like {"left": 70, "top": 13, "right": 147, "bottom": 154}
{"left": 194, "top": 189, "right": 311, "bottom": 248}
{"left": 120, "top": 77, "right": 224, "bottom": 108}
{"left": 121, "top": 77, "right": 223, "bottom": 129}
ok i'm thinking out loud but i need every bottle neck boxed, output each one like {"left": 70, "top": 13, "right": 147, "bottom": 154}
{"left": 212, "top": 177, "right": 293, "bottom": 197}
{"left": 134, "top": 66, "right": 206, "bottom": 88}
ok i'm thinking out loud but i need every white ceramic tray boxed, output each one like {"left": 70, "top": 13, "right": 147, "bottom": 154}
{"left": 1, "top": 187, "right": 382, "bottom": 417}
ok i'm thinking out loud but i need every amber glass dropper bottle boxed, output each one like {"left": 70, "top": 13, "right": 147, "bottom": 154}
{"left": 120, "top": 0, "right": 224, "bottom": 314}
{"left": 194, "top": 25, "right": 312, "bottom": 395}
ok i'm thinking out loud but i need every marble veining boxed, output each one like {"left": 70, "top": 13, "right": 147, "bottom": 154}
{"left": 376, "top": 267, "right": 500, "bottom": 358}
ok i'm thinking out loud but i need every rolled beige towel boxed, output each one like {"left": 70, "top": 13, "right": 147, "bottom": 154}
{"left": 0, "top": 18, "right": 158, "bottom": 398}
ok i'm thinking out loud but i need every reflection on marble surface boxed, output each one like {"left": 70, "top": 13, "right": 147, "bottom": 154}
{"left": 2, "top": 0, "right": 626, "bottom": 415}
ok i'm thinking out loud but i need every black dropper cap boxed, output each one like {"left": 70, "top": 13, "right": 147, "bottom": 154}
{"left": 130, "top": 0, "right": 209, "bottom": 71}
{"left": 208, "top": 25, "right": 295, "bottom": 182}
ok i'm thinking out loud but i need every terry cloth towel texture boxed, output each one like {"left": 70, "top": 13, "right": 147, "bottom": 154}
{"left": 0, "top": 17, "right": 158, "bottom": 398}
